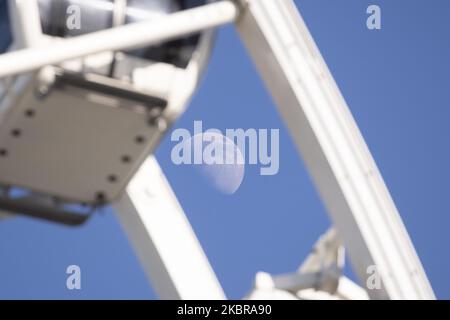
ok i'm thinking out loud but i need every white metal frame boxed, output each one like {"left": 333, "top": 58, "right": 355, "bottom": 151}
{"left": 0, "top": 1, "right": 238, "bottom": 78}
{"left": 0, "top": 0, "right": 435, "bottom": 299}
{"left": 8, "top": 0, "right": 43, "bottom": 48}
{"left": 113, "top": 156, "right": 225, "bottom": 300}
{"left": 236, "top": 0, "right": 434, "bottom": 299}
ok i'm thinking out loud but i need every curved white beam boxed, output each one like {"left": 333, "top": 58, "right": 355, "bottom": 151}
{"left": 236, "top": 0, "right": 434, "bottom": 299}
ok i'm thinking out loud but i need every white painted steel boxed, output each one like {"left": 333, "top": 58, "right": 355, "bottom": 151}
{"left": 236, "top": 0, "right": 434, "bottom": 299}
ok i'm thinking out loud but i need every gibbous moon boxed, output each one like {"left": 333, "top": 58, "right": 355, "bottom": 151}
{"left": 190, "top": 132, "right": 245, "bottom": 195}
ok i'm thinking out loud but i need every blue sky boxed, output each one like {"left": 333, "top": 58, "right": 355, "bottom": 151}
{"left": 0, "top": 0, "right": 449, "bottom": 299}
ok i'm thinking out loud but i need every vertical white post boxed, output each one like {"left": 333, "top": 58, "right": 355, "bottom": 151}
{"left": 236, "top": 0, "right": 434, "bottom": 299}
{"left": 113, "top": 156, "right": 226, "bottom": 300}
{"left": 8, "top": 0, "right": 43, "bottom": 48}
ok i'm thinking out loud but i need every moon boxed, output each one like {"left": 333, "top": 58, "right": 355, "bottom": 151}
{"left": 189, "top": 132, "right": 245, "bottom": 195}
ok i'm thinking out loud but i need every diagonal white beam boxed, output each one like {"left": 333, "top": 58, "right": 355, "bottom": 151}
{"left": 113, "top": 156, "right": 226, "bottom": 300}
{"left": 0, "top": 1, "right": 238, "bottom": 78}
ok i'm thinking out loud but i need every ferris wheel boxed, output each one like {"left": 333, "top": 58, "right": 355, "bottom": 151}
{"left": 0, "top": 0, "right": 435, "bottom": 300}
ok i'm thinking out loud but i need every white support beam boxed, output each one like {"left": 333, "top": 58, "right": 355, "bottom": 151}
{"left": 247, "top": 273, "right": 368, "bottom": 300}
{"left": 113, "top": 156, "right": 226, "bottom": 300}
{"left": 0, "top": 1, "right": 238, "bottom": 78}
{"left": 294, "top": 276, "right": 369, "bottom": 300}
{"left": 236, "top": 0, "right": 434, "bottom": 299}
{"left": 334, "top": 276, "right": 369, "bottom": 300}
{"left": 8, "top": 0, "right": 43, "bottom": 48}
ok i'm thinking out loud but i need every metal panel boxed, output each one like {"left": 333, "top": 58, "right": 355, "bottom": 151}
{"left": 0, "top": 74, "right": 161, "bottom": 203}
